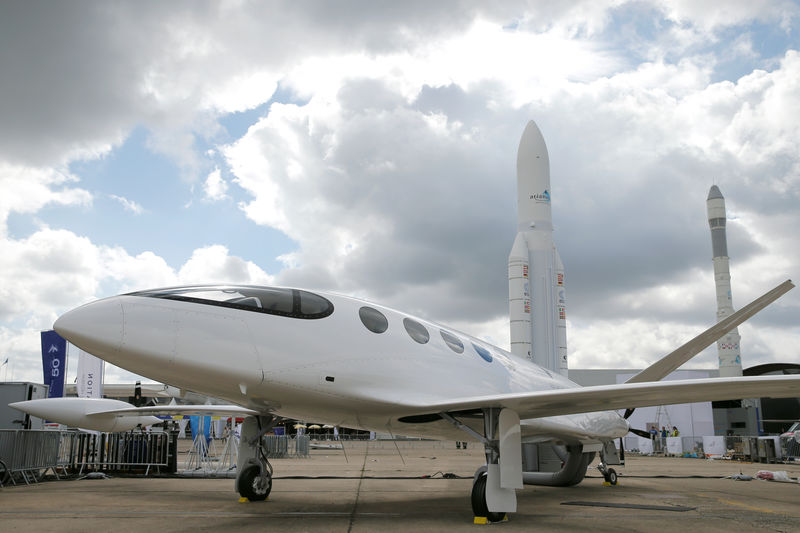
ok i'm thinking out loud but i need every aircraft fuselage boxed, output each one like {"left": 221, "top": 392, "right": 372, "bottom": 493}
{"left": 54, "top": 285, "right": 628, "bottom": 442}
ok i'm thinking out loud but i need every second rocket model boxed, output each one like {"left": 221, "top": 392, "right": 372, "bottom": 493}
{"left": 508, "top": 121, "right": 567, "bottom": 375}
{"left": 707, "top": 185, "right": 743, "bottom": 377}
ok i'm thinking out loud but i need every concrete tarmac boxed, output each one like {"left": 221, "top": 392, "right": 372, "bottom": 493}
{"left": 3, "top": 440, "right": 800, "bottom": 532}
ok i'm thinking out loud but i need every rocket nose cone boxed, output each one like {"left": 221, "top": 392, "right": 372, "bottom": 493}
{"left": 517, "top": 120, "right": 549, "bottom": 176}
{"left": 516, "top": 120, "right": 552, "bottom": 228}
{"left": 519, "top": 120, "right": 546, "bottom": 148}
{"left": 707, "top": 185, "right": 724, "bottom": 200}
{"left": 54, "top": 297, "right": 123, "bottom": 359}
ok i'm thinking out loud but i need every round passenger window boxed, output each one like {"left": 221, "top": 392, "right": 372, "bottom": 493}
{"left": 472, "top": 343, "right": 493, "bottom": 363}
{"left": 359, "top": 306, "right": 388, "bottom": 334}
{"left": 403, "top": 318, "right": 430, "bottom": 344}
{"left": 440, "top": 330, "right": 464, "bottom": 353}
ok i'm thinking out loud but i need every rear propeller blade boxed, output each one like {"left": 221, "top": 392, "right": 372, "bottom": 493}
{"left": 629, "top": 428, "right": 651, "bottom": 439}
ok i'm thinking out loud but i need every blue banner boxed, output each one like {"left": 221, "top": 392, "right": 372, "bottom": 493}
{"left": 41, "top": 330, "right": 67, "bottom": 398}
{"left": 189, "top": 415, "right": 212, "bottom": 455}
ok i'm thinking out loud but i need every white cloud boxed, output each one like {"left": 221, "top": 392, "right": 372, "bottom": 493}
{"left": 203, "top": 71, "right": 279, "bottom": 113}
{"left": 0, "top": 163, "right": 91, "bottom": 236}
{"left": 109, "top": 194, "right": 144, "bottom": 215}
{"left": 0, "top": 229, "right": 103, "bottom": 324}
{"left": 178, "top": 245, "right": 273, "bottom": 285}
{"left": 658, "top": 0, "right": 799, "bottom": 32}
{"left": 202, "top": 167, "right": 229, "bottom": 201}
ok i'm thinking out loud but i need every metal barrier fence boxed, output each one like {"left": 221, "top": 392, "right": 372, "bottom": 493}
{"left": 0, "top": 430, "right": 311, "bottom": 486}
{"left": 261, "top": 435, "right": 309, "bottom": 458}
{"left": 65, "top": 431, "right": 173, "bottom": 475}
{"left": 181, "top": 434, "right": 309, "bottom": 476}
{"left": 623, "top": 434, "right": 800, "bottom": 463}
{"left": 0, "top": 429, "right": 62, "bottom": 485}
{"left": 783, "top": 435, "right": 800, "bottom": 459}
{"left": 0, "top": 429, "right": 175, "bottom": 486}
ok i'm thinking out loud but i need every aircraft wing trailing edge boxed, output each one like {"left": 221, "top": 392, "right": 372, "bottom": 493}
{"left": 398, "top": 375, "right": 800, "bottom": 421}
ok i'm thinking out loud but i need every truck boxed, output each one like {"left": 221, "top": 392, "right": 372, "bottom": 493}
{"left": 1, "top": 382, "right": 49, "bottom": 429}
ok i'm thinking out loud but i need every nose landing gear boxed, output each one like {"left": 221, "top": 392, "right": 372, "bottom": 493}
{"left": 238, "top": 461, "right": 273, "bottom": 501}
{"left": 598, "top": 465, "right": 618, "bottom": 485}
{"left": 236, "top": 415, "right": 277, "bottom": 501}
{"left": 597, "top": 440, "right": 622, "bottom": 486}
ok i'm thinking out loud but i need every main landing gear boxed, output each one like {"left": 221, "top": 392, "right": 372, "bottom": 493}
{"left": 441, "top": 408, "right": 522, "bottom": 523}
{"left": 236, "top": 415, "right": 277, "bottom": 501}
{"left": 471, "top": 469, "right": 506, "bottom": 523}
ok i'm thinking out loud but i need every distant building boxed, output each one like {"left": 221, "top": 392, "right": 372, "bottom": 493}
{"left": 569, "top": 367, "right": 800, "bottom": 436}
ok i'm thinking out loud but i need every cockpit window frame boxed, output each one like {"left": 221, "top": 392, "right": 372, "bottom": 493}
{"left": 127, "top": 286, "right": 334, "bottom": 320}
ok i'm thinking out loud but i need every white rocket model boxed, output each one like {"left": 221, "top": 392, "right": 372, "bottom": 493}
{"left": 707, "top": 185, "right": 743, "bottom": 377}
{"left": 509, "top": 121, "right": 567, "bottom": 375}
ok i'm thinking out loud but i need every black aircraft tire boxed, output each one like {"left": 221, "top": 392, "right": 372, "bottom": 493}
{"left": 470, "top": 472, "right": 506, "bottom": 523}
{"left": 239, "top": 465, "right": 271, "bottom": 501}
{"left": 0, "top": 459, "right": 8, "bottom": 486}
{"left": 607, "top": 468, "right": 618, "bottom": 485}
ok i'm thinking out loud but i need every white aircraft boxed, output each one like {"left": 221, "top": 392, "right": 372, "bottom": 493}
{"left": 11, "top": 280, "right": 800, "bottom": 521}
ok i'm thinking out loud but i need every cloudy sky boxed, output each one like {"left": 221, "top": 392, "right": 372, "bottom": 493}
{"left": 1, "top": 1, "right": 799, "bottom": 386}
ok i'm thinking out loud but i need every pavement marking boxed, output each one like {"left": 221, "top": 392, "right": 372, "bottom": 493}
{"left": 562, "top": 501, "right": 695, "bottom": 512}
{"left": 347, "top": 441, "right": 370, "bottom": 533}
{"left": 715, "top": 497, "right": 779, "bottom": 514}
{"left": 0, "top": 510, "right": 401, "bottom": 518}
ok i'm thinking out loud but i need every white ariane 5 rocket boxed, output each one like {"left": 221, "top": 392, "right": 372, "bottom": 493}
{"left": 707, "top": 185, "right": 743, "bottom": 377}
{"left": 508, "top": 121, "right": 567, "bottom": 375}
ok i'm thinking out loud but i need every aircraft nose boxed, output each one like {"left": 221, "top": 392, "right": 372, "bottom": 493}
{"left": 54, "top": 297, "right": 123, "bottom": 359}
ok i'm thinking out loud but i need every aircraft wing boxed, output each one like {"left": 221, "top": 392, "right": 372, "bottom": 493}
{"left": 90, "top": 404, "right": 260, "bottom": 418}
{"left": 9, "top": 397, "right": 260, "bottom": 433}
{"left": 626, "top": 279, "right": 794, "bottom": 384}
{"left": 401, "top": 375, "right": 800, "bottom": 421}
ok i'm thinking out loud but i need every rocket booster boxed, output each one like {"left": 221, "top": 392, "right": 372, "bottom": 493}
{"left": 707, "top": 185, "right": 743, "bottom": 377}
{"left": 508, "top": 121, "right": 567, "bottom": 375}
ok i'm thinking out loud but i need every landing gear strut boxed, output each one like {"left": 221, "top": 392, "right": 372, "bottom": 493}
{"left": 236, "top": 415, "right": 277, "bottom": 501}
{"left": 597, "top": 440, "right": 621, "bottom": 486}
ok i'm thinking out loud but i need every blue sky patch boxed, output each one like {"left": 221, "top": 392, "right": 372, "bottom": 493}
{"left": 12, "top": 126, "right": 296, "bottom": 275}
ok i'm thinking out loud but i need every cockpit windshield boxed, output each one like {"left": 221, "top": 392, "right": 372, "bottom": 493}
{"left": 128, "top": 286, "right": 333, "bottom": 319}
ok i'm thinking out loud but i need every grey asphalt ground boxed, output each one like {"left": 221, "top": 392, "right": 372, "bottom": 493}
{"left": 2, "top": 440, "right": 800, "bottom": 532}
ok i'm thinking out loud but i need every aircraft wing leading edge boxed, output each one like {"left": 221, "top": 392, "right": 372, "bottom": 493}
{"left": 87, "top": 404, "right": 261, "bottom": 418}
{"left": 398, "top": 375, "right": 800, "bottom": 422}
{"left": 15, "top": 378, "right": 798, "bottom": 433}
{"left": 9, "top": 397, "right": 261, "bottom": 432}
